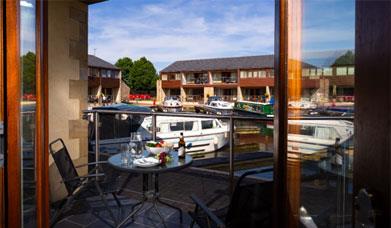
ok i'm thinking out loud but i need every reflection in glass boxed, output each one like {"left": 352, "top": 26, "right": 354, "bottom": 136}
{"left": 20, "top": 0, "right": 37, "bottom": 226}
{"left": 286, "top": 0, "right": 355, "bottom": 227}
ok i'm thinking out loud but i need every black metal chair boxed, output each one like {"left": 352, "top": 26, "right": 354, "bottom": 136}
{"left": 49, "top": 138, "right": 122, "bottom": 227}
{"left": 189, "top": 167, "right": 273, "bottom": 228}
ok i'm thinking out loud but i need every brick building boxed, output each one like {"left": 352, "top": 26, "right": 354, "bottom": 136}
{"left": 157, "top": 55, "right": 354, "bottom": 103}
{"left": 88, "top": 54, "right": 124, "bottom": 103}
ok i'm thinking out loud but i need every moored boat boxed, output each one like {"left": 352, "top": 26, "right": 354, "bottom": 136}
{"left": 195, "top": 96, "right": 233, "bottom": 115}
{"left": 265, "top": 119, "right": 354, "bottom": 159}
{"left": 141, "top": 116, "right": 229, "bottom": 154}
{"left": 160, "top": 96, "right": 183, "bottom": 112}
{"left": 287, "top": 120, "right": 353, "bottom": 159}
{"left": 233, "top": 100, "right": 274, "bottom": 117}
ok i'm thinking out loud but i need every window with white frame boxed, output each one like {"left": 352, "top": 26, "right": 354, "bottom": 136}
{"left": 302, "top": 68, "right": 309, "bottom": 77}
{"left": 348, "top": 67, "right": 354, "bottom": 75}
{"left": 101, "top": 69, "right": 107, "bottom": 78}
{"left": 240, "top": 71, "right": 247, "bottom": 78}
{"left": 248, "top": 71, "right": 253, "bottom": 78}
{"left": 323, "top": 67, "right": 332, "bottom": 76}
{"left": 336, "top": 67, "right": 347, "bottom": 76}
{"left": 212, "top": 72, "right": 222, "bottom": 82}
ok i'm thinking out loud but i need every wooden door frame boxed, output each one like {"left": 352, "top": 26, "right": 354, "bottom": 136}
{"left": 5, "top": 1, "right": 22, "bottom": 226}
{"left": 35, "top": 0, "right": 49, "bottom": 227}
{"left": 273, "top": 0, "right": 289, "bottom": 227}
{"left": 0, "top": 1, "right": 4, "bottom": 228}
{"left": 4, "top": 0, "right": 48, "bottom": 227}
{"left": 354, "top": 1, "right": 391, "bottom": 227}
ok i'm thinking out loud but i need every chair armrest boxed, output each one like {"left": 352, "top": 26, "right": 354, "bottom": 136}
{"left": 75, "top": 161, "right": 108, "bottom": 169}
{"left": 62, "top": 173, "right": 105, "bottom": 183}
{"left": 190, "top": 194, "right": 226, "bottom": 228}
{"left": 237, "top": 166, "right": 273, "bottom": 184}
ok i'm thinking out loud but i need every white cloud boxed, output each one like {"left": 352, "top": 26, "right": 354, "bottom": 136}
{"left": 20, "top": 0, "right": 33, "bottom": 8}
{"left": 88, "top": 1, "right": 275, "bottom": 71}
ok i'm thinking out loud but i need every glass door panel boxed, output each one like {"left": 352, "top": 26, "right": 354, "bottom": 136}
{"left": 20, "top": 0, "right": 37, "bottom": 226}
{"left": 286, "top": 0, "right": 355, "bottom": 227}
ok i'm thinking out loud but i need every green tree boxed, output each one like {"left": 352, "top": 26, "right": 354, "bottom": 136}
{"left": 115, "top": 57, "right": 133, "bottom": 87}
{"left": 332, "top": 50, "right": 355, "bottom": 66}
{"left": 21, "top": 51, "right": 36, "bottom": 95}
{"left": 129, "top": 57, "right": 158, "bottom": 93}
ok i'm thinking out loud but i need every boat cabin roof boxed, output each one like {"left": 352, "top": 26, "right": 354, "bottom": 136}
{"left": 288, "top": 119, "right": 353, "bottom": 128}
{"left": 164, "top": 96, "right": 180, "bottom": 100}
{"left": 144, "top": 116, "right": 218, "bottom": 123}
{"left": 236, "top": 100, "right": 270, "bottom": 105}
{"left": 207, "top": 96, "right": 222, "bottom": 102}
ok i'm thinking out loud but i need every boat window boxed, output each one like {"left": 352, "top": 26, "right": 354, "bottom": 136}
{"left": 288, "top": 124, "right": 315, "bottom": 137}
{"left": 184, "top": 121, "right": 195, "bottom": 131}
{"left": 315, "top": 127, "right": 339, "bottom": 140}
{"left": 192, "top": 121, "right": 199, "bottom": 131}
{"left": 201, "top": 120, "right": 214, "bottom": 129}
{"left": 159, "top": 123, "right": 169, "bottom": 133}
{"left": 169, "top": 122, "right": 184, "bottom": 131}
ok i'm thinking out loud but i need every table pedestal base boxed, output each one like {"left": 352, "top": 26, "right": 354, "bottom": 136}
{"left": 117, "top": 173, "right": 183, "bottom": 228}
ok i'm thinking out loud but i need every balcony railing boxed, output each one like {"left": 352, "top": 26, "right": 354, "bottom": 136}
{"left": 242, "top": 95, "right": 264, "bottom": 102}
{"left": 84, "top": 109, "right": 274, "bottom": 189}
{"left": 184, "top": 77, "right": 209, "bottom": 84}
{"left": 185, "top": 95, "right": 204, "bottom": 103}
{"left": 217, "top": 95, "right": 237, "bottom": 102}
{"left": 84, "top": 108, "right": 354, "bottom": 186}
{"left": 88, "top": 95, "right": 114, "bottom": 104}
{"left": 79, "top": 108, "right": 355, "bottom": 227}
{"left": 213, "top": 77, "right": 238, "bottom": 84}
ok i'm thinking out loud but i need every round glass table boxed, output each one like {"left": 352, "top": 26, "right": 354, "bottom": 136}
{"left": 108, "top": 151, "right": 192, "bottom": 228}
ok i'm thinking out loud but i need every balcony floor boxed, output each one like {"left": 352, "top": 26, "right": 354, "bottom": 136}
{"left": 54, "top": 198, "right": 196, "bottom": 228}
{"left": 53, "top": 159, "right": 351, "bottom": 227}
{"left": 54, "top": 168, "right": 231, "bottom": 228}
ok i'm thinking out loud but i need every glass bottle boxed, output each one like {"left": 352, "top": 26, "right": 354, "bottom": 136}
{"left": 178, "top": 132, "right": 186, "bottom": 159}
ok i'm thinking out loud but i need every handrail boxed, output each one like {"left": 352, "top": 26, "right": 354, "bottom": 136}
{"left": 84, "top": 108, "right": 354, "bottom": 191}
{"left": 83, "top": 109, "right": 273, "bottom": 121}
{"left": 83, "top": 109, "right": 354, "bottom": 121}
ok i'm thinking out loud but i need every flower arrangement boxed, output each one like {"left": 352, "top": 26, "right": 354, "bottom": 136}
{"left": 155, "top": 152, "right": 172, "bottom": 165}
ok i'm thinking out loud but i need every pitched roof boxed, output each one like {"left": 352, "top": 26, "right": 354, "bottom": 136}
{"left": 160, "top": 55, "right": 275, "bottom": 73}
{"left": 88, "top": 55, "right": 119, "bottom": 70}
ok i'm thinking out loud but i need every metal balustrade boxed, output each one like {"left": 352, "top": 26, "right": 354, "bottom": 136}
{"left": 83, "top": 109, "right": 354, "bottom": 189}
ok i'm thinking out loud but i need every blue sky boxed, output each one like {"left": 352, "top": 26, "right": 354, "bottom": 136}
{"left": 89, "top": 0, "right": 275, "bottom": 71}
{"left": 21, "top": 0, "right": 36, "bottom": 54}
{"left": 89, "top": 0, "right": 355, "bottom": 71}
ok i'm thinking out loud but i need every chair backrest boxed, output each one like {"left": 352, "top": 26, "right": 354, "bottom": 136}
{"left": 49, "top": 138, "right": 81, "bottom": 195}
{"left": 225, "top": 169, "right": 273, "bottom": 227}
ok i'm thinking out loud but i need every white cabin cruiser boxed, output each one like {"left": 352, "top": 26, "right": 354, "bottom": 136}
{"left": 141, "top": 116, "right": 229, "bottom": 154}
{"left": 287, "top": 120, "right": 354, "bottom": 157}
{"left": 195, "top": 96, "right": 233, "bottom": 115}
{"left": 288, "top": 99, "right": 317, "bottom": 110}
{"left": 161, "top": 96, "right": 183, "bottom": 112}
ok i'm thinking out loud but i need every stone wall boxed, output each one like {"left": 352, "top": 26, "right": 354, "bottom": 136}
{"left": 204, "top": 87, "right": 214, "bottom": 103}
{"left": 156, "top": 80, "right": 164, "bottom": 102}
{"left": 48, "top": 0, "right": 89, "bottom": 202}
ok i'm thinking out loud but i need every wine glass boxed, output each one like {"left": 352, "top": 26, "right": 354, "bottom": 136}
{"left": 130, "top": 132, "right": 143, "bottom": 158}
{"left": 120, "top": 143, "right": 130, "bottom": 165}
{"left": 128, "top": 142, "right": 137, "bottom": 159}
